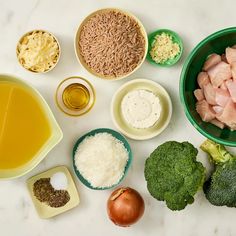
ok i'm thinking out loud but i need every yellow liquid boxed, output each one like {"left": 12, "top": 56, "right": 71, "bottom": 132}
{"left": 0, "top": 81, "right": 51, "bottom": 169}
{"left": 62, "top": 83, "right": 90, "bottom": 110}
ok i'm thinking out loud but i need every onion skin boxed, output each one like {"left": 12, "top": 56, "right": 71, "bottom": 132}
{"left": 107, "top": 187, "right": 145, "bottom": 227}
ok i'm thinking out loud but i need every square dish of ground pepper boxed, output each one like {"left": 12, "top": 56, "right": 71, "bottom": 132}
{"left": 27, "top": 166, "right": 80, "bottom": 219}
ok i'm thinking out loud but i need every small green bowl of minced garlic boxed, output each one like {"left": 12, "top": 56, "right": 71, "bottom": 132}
{"left": 147, "top": 29, "right": 183, "bottom": 67}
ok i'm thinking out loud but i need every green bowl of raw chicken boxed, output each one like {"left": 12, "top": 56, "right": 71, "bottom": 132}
{"left": 180, "top": 27, "right": 236, "bottom": 147}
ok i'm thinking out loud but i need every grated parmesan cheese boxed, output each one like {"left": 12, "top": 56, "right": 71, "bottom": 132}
{"left": 150, "top": 32, "right": 180, "bottom": 64}
{"left": 17, "top": 30, "right": 60, "bottom": 72}
{"left": 75, "top": 132, "right": 129, "bottom": 188}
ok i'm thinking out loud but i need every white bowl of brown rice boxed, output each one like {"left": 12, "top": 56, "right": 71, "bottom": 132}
{"left": 74, "top": 8, "right": 148, "bottom": 80}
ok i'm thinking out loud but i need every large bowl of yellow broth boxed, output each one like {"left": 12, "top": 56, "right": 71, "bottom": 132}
{"left": 0, "top": 74, "right": 63, "bottom": 179}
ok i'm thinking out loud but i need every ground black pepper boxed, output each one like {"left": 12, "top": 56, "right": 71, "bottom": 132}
{"left": 48, "top": 190, "right": 70, "bottom": 208}
{"left": 33, "top": 178, "right": 70, "bottom": 208}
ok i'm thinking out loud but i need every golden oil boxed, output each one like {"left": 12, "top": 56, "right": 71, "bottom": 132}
{"left": 62, "top": 83, "right": 90, "bottom": 110}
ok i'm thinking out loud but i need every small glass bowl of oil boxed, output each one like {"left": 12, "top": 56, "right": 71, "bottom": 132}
{"left": 56, "top": 77, "right": 95, "bottom": 116}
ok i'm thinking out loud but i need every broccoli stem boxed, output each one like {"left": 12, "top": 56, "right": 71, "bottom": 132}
{"left": 200, "top": 140, "right": 234, "bottom": 164}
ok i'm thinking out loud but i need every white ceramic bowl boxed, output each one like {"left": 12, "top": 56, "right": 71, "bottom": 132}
{"left": 111, "top": 78, "right": 172, "bottom": 140}
{"left": 74, "top": 8, "right": 148, "bottom": 80}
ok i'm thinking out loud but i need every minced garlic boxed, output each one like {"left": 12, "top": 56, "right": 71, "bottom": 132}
{"left": 150, "top": 32, "right": 180, "bottom": 64}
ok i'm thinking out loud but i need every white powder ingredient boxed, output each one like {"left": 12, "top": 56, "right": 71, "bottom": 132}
{"left": 75, "top": 133, "right": 129, "bottom": 188}
{"left": 50, "top": 172, "right": 68, "bottom": 190}
{"left": 121, "top": 89, "right": 162, "bottom": 129}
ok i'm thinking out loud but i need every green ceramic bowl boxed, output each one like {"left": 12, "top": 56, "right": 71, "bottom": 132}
{"left": 147, "top": 29, "right": 183, "bottom": 66}
{"left": 180, "top": 27, "right": 236, "bottom": 147}
{"left": 72, "top": 128, "right": 132, "bottom": 190}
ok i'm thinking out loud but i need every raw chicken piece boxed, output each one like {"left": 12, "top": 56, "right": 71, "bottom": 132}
{"left": 216, "top": 100, "right": 236, "bottom": 130}
{"left": 215, "top": 88, "right": 230, "bottom": 107}
{"left": 203, "top": 83, "right": 216, "bottom": 105}
{"left": 221, "top": 54, "right": 228, "bottom": 63}
{"left": 197, "top": 72, "right": 210, "bottom": 88}
{"left": 212, "top": 105, "right": 224, "bottom": 114}
{"left": 196, "top": 100, "right": 215, "bottom": 122}
{"left": 226, "top": 80, "right": 236, "bottom": 102}
{"left": 231, "top": 62, "right": 236, "bottom": 80}
{"left": 210, "top": 119, "right": 225, "bottom": 129}
{"left": 220, "top": 81, "right": 228, "bottom": 90}
{"left": 194, "top": 89, "right": 204, "bottom": 101}
{"left": 203, "top": 53, "right": 221, "bottom": 71}
{"left": 207, "top": 61, "right": 232, "bottom": 88}
{"left": 226, "top": 47, "right": 236, "bottom": 65}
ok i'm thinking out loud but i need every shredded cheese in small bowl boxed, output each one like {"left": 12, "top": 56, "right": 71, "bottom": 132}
{"left": 147, "top": 29, "right": 183, "bottom": 67}
{"left": 16, "top": 30, "right": 60, "bottom": 73}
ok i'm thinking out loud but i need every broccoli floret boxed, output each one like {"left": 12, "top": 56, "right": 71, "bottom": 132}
{"left": 201, "top": 139, "right": 236, "bottom": 207}
{"left": 144, "top": 141, "right": 205, "bottom": 211}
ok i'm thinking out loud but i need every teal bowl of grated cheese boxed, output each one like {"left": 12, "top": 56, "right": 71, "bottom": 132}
{"left": 72, "top": 128, "right": 132, "bottom": 190}
{"left": 146, "top": 29, "right": 183, "bottom": 67}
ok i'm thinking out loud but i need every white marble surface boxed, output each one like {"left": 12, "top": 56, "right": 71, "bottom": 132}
{"left": 0, "top": 0, "right": 236, "bottom": 235}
